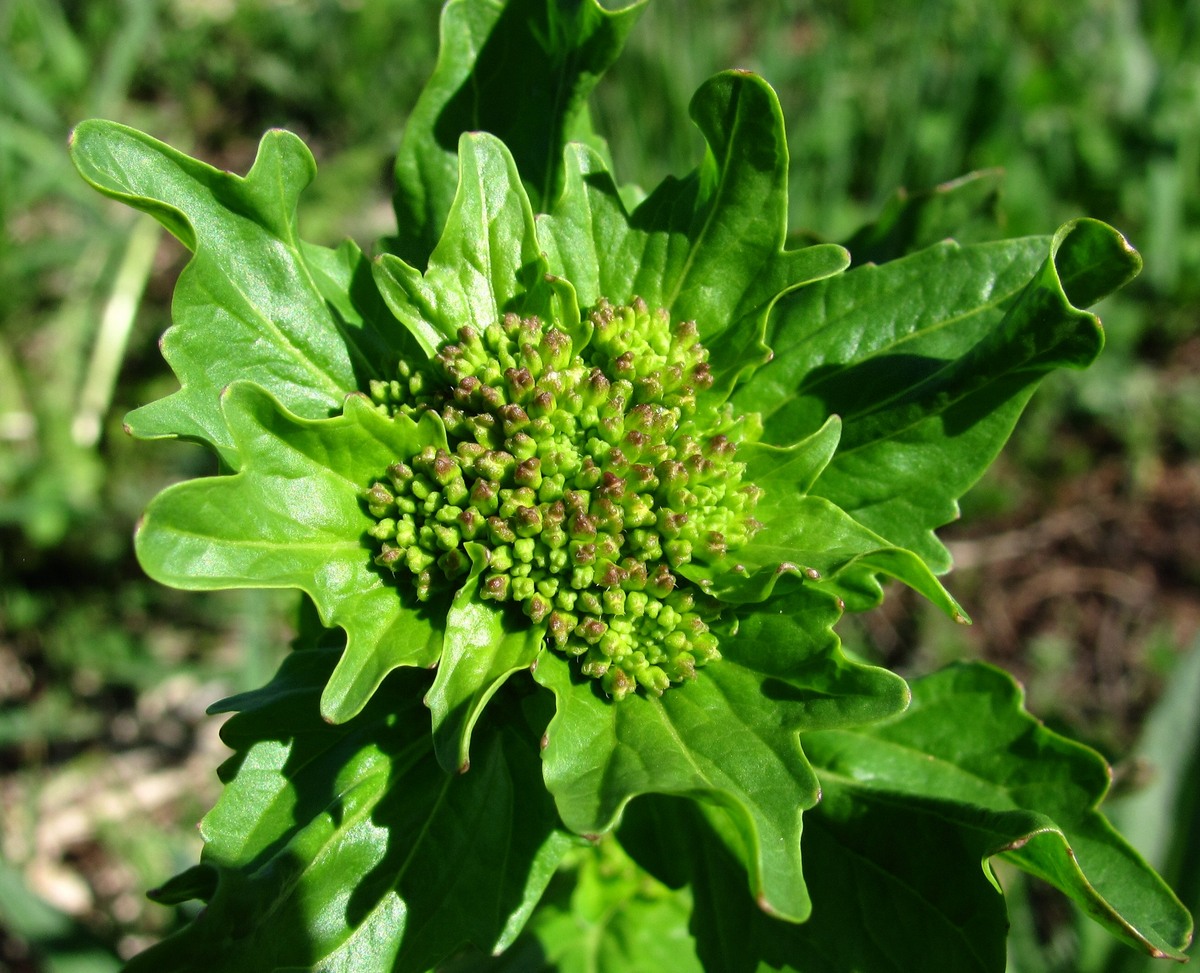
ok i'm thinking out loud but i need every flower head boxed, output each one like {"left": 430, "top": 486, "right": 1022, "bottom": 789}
{"left": 364, "top": 298, "right": 769, "bottom": 698}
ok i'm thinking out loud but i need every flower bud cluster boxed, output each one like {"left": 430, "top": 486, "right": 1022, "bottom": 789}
{"left": 367, "top": 299, "right": 764, "bottom": 699}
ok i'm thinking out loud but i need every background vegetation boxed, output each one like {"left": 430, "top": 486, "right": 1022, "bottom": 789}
{"left": 1, "top": 0, "right": 1196, "bottom": 970}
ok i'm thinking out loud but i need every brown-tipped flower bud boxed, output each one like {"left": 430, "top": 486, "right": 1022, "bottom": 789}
{"left": 367, "top": 299, "right": 765, "bottom": 700}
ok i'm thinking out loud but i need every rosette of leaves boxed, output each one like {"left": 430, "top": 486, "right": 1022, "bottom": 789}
{"left": 70, "top": 1, "right": 1191, "bottom": 970}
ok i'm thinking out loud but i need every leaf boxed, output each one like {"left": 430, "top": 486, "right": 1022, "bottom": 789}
{"left": 376, "top": 133, "right": 555, "bottom": 357}
{"left": 533, "top": 584, "right": 909, "bottom": 922}
{"left": 740, "top": 414, "right": 843, "bottom": 498}
{"left": 1077, "top": 641, "right": 1200, "bottom": 970}
{"left": 538, "top": 71, "right": 849, "bottom": 393}
{"left": 125, "top": 638, "right": 572, "bottom": 973}
{"left": 802, "top": 662, "right": 1193, "bottom": 962}
{"left": 528, "top": 842, "right": 703, "bottom": 973}
{"left": 739, "top": 219, "right": 1141, "bottom": 571}
{"left": 682, "top": 493, "right": 967, "bottom": 620}
{"left": 133, "top": 382, "right": 446, "bottom": 724}
{"left": 426, "top": 546, "right": 544, "bottom": 774}
{"left": 391, "top": 0, "right": 647, "bottom": 266}
{"left": 442, "top": 840, "right": 703, "bottom": 973}
{"left": 681, "top": 417, "right": 964, "bottom": 616}
{"left": 627, "top": 664, "right": 1191, "bottom": 972}
{"left": 69, "top": 121, "right": 402, "bottom": 463}
{"left": 623, "top": 794, "right": 1012, "bottom": 973}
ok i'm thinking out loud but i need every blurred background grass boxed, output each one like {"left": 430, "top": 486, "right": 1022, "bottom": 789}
{"left": 0, "top": 0, "right": 1196, "bottom": 969}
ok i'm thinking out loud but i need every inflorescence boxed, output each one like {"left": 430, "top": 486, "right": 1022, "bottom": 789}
{"left": 366, "top": 298, "right": 764, "bottom": 699}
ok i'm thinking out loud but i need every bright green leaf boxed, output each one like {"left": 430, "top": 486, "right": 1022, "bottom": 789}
{"left": 69, "top": 121, "right": 402, "bottom": 463}
{"left": 134, "top": 383, "right": 446, "bottom": 723}
{"left": 376, "top": 133, "right": 554, "bottom": 356}
{"left": 538, "top": 71, "right": 849, "bottom": 394}
{"left": 741, "top": 219, "right": 1140, "bottom": 573}
{"left": 427, "top": 545, "right": 544, "bottom": 774}
{"left": 534, "top": 584, "right": 908, "bottom": 922}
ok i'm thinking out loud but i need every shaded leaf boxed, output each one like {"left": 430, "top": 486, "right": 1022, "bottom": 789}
{"left": 391, "top": 0, "right": 646, "bottom": 265}
{"left": 126, "top": 638, "right": 571, "bottom": 973}
{"left": 1077, "top": 642, "right": 1200, "bottom": 970}
{"left": 803, "top": 662, "right": 1193, "bottom": 961}
{"left": 740, "top": 219, "right": 1140, "bottom": 572}
{"left": 839, "top": 168, "right": 1005, "bottom": 266}
{"left": 427, "top": 546, "right": 544, "bottom": 774}
{"left": 683, "top": 494, "right": 967, "bottom": 619}
{"left": 625, "top": 794, "right": 1010, "bottom": 973}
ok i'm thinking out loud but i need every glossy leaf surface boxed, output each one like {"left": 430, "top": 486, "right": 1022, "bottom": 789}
{"left": 134, "top": 383, "right": 446, "bottom": 723}
{"left": 622, "top": 664, "right": 1192, "bottom": 972}
{"left": 535, "top": 584, "right": 909, "bottom": 922}
{"left": 742, "top": 219, "right": 1140, "bottom": 574}
{"left": 70, "top": 122, "right": 401, "bottom": 464}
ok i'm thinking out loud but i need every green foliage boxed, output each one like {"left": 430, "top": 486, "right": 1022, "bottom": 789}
{"left": 54, "top": 0, "right": 1195, "bottom": 970}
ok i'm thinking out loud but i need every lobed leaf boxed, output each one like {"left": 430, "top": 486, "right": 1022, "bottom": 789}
{"left": 426, "top": 546, "right": 545, "bottom": 775}
{"left": 391, "top": 0, "right": 646, "bottom": 266}
{"left": 128, "top": 637, "right": 571, "bottom": 973}
{"left": 534, "top": 584, "right": 908, "bottom": 922}
{"left": 538, "top": 71, "right": 849, "bottom": 394}
{"left": 1077, "top": 643, "right": 1200, "bottom": 969}
{"left": 376, "top": 133, "right": 555, "bottom": 357}
{"left": 740, "top": 218, "right": 1140, "bottom": 573}
{"left": 73, "top": 3, "right": 1186, "bottom": 967}
{"left": 134, "top": 382, "right": 446, "bottom": 723}
{"left": 624, "top": 662, "right": 1191, "bottom": 972}
{"left": 803, "top": 662, "right": 1193, "bottom": 961}
{"left": 69, "top": 121, "right": 403, "bottom": 464}
{"left": 839, "top": 167, "right": 1005, "bottom": 266}
{"left": 450, "top": 841, "right": 705, "bottom": 973}
{"left": 658, "top": 793, "right": 1013, "bottom": 973}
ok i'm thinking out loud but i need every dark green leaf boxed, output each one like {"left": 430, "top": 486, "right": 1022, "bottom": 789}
{"left": 391, "top": 0, "right": 646, "bottom": 265}
{"left": 126, "top": 640, "right": 571, "bottom": 973}
{"left": 1077, "top": 642, "right": 1200, "bottom": 970}
{"left": 803, "top": 662, "right": 1193, "bottom": 961}
{"left": 627, "top": 795, "right": 1011, "bottom": 973}
{"left": 840, "top": 168, "right": 1005, "bottom": 266}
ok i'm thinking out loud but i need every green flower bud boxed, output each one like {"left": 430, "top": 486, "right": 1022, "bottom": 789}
{"left": 367, "top": 299, "right": 764, "bottom": 699}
